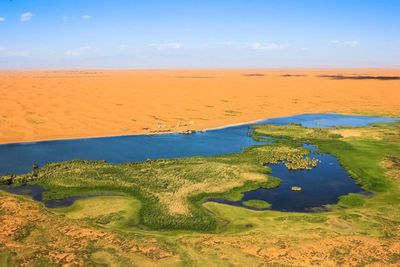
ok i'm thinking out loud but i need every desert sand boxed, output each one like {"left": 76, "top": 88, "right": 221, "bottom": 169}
{"left": 0, "top": 69, "right": 399, "bottom": 144}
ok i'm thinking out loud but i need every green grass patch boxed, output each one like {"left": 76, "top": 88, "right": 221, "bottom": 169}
{"left": 338, "top": 193, "right": 366, "bottom": 208}
{"left": 51, "top": 196, "right": 141, "bottom": 228}
{"left": 242, "top": 200, "right": 271, "bottom": 209}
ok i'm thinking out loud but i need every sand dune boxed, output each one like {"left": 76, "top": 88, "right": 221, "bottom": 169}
{"left": 0, "top": 69, "right": 399, "bottom": 144}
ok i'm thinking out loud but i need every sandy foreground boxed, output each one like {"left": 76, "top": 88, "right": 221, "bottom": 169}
{"left": 0, "top": 69, "right": 399, "bottom": 144}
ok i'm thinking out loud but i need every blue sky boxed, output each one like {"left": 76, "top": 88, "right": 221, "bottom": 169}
{"left": 0, "top": 0, "right": 399, "bottom": 69}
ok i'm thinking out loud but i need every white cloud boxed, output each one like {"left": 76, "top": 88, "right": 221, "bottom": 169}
{"left": 148, "top": 42, "right": 182, "bottom": 50}
{"left": 0, "top": 17, "right": 5, "bottom": 22}
{"left": 0, "top": 47, "right": 29, "bottom": 57}
{"left": 82, "top": 15, "right": 91, "bottom": 20}
{"left": 248, "top": 42, "right": 285, "bottom": 50}
{"left": 343, "top": 40, "right": 359, "bottom": 47}
{"left": 21, "top": 12, "right": 35, "bottom": 22}
{"left": 65, "top": 46, "right": 91, "bottom": 56}
{"left": 330, "top": 40, "right": 359, "bottom": 48}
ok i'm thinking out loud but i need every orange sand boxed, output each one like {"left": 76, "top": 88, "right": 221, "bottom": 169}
{"left": 0, "top": 69, "right": 399, "bottom": 144}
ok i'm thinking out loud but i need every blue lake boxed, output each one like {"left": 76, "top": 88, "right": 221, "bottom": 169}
{"left": 209, "top": 145, "right": 367, "bottom": 211}
{"left": 0, "top": 184, "right": 98, "bottom": 208}
{"left": 0, "top": 113, "right": 397, "bottom": 211}
{"left": 0, "top": 113, "right": 396, "bottom": 176}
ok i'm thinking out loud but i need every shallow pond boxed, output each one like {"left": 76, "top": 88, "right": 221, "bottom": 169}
{"left": 209, "top": 145, "right": 366, "bottom": 212}
{"left": 0, "top": 113, "right": 397, "bottom": 211}
{"left": 0, "top": 184, "right": 96, "bottom": 208}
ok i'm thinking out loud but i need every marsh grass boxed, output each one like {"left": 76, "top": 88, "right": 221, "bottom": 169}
{"left": 0, "top": 250, "right": 13, "bottom": 267}
{"left": 4, "top": 142, "right": 312, "bottom": 231}
{"left": 338, "top": 193, "right": 366, "bottom": 207}
{"left": 3, "top": 121, "right": 399, "bottom": 233}
{"left": 242, "top": 200, "right": 271, "bottom": 209}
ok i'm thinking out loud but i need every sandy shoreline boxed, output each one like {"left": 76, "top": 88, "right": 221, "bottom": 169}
{"left": 1, "top": 111, "right": 397, "bottom": 146}
{"left": 1, "top": 69, "right": 399, "bottom": 144}
{"left": 0, "top": 115, "right": 282, "bottom": 145}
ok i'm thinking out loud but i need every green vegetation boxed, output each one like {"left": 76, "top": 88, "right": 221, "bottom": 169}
{"left": 3, "top": 143, "right": 316, "bottom": 231}
{"left": 1, "top": 120, "right": 400, "bottom": 266}
{"left": 251, "top": 123, "right": 341, "bottom": 141}
{"left": 338, "top": 193, "right": 366, "bottom": 207}
{"left": 2, "top": 121, "right": 400, "bottom": 235}
{"left": 242, "top": 200, "right": 271, "bottom": 209}
{"left": 51, "top": 196, "right": 141, "bottom": 228}
{"left": 0, "top": 249, "right": 13, "bottom": 267}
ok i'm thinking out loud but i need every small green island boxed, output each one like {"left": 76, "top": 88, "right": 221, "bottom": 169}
{"left": 242, "top": 199, "right": 271, "bottom": 209}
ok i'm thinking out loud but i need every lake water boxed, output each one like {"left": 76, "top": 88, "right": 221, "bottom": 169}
{"left": 0, "top": 184, "right": 95, "bottom": 208}
{"left": 209, "top": 145, "right": 366, "bottom": 212}
{"left": 0, "top": 113, "right": 396, "bottom": 176}
{"left": 0, "top": 113, "right": 397, "bottom": 211}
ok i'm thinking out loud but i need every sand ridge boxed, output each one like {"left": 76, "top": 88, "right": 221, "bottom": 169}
{"left": 0, "top": 69, "right": 399, "bottom": 144}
